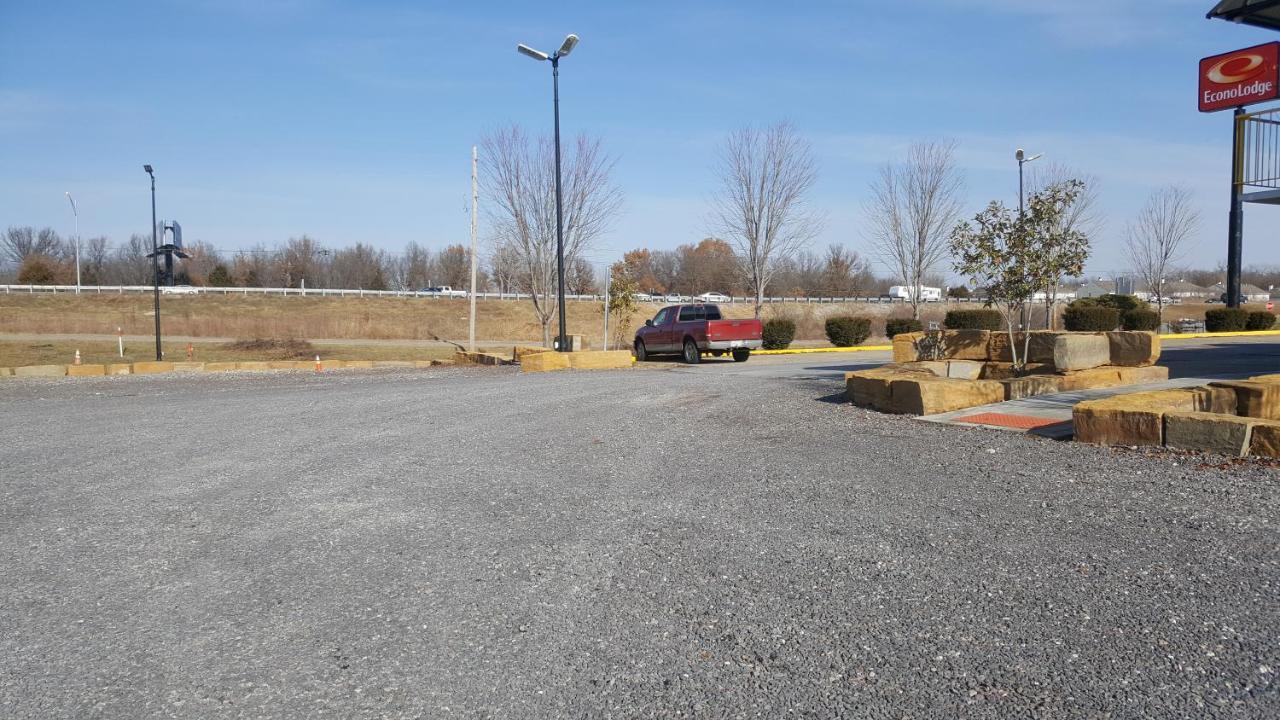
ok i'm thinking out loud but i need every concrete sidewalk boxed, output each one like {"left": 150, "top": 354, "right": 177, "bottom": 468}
{"left": 919, "top": 376, "right": 1236, "bottom": 439}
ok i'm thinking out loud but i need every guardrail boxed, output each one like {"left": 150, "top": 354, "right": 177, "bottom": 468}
{"left": 0, "top": 284, "right": 997, "bottom": 304}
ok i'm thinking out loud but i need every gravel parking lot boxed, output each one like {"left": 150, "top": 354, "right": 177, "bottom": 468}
{"left": 1, "top": 363, "right": 1277, "bottom": 718}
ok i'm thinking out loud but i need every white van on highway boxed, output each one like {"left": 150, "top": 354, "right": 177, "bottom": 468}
{"left": 886, "top": 285, "right": 942, "bottom": 302}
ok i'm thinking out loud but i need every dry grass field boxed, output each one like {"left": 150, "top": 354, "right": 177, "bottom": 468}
{"left": 0, "top": 338, "right": 458, "bottom": 368}
{"left": 0, "top": 293, "right": 1262, "bottom": 361}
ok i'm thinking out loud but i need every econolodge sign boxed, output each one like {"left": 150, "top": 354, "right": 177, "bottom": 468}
{"left": 1199, "top": 42, "right": 1280, "bottom": 112}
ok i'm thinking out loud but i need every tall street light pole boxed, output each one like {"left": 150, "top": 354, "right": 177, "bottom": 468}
{"left": 64, "top": 192, "right": 80, "bottom": 293}
{"left": 518, "top": 33, "right": 579, "bottom": 352}
{"left": 144, "top": 165, "right": 162, "bottom": 361}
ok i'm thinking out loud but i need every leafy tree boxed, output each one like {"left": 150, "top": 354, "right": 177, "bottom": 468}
{"left": 17, "top": 254, "right": 65, "bottom": 284}
{"left": 207, "top": 264, "right": 235, "bottom": 287}
{"left": 947, "top": 285, "right": 971, "bottom": 299}
{"left": 951, "top": 180, "right": 1091, "bottom": 372}
{"left": 607, "top": 261, "right": 640, "bottom": 349}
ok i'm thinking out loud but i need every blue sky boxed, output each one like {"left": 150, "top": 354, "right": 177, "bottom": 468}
{"left": 2, "top": 0, "right": 1277, "bottom": 279}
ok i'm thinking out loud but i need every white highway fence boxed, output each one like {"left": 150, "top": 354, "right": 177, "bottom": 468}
{"left": 0, "top": 284, "right": 994, "bottom": 304}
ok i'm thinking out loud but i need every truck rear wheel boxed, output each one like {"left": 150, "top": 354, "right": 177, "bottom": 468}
{"left": 682, "top": 338, "right": 701, "bottom": 364}
{"left": 732, "top": 349, "right": 750, "bottom": 363}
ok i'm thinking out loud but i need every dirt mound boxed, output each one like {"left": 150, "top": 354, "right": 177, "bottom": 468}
{"left": 222, "top": 337, "right": 316, "bottom": 359}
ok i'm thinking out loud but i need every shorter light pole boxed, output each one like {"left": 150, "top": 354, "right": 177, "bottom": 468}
{"left": 65, "top": 192, "right": 80, "bottom": 293}
{"left": 1015, "top": 148, "right": 1043, "bottom": 215}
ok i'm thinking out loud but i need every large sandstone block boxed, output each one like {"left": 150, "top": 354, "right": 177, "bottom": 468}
{"left": 1249, "top": 423, "right": 1280, "bottom": 457}
{"left": 1248, "top": 373, "right": 1280, "bottom": 384}
{"left": 521, "top": 351, "right": 571, "bottom": 373}
{"left": 892, "top": 333, "right": 925, "bottom": 363}
{"left": 566, "top": 350, "right": 634, "bottom": 370}
{"left": 1209, "top": 380, "right": 1280, "bottom": 420}
{"left": 173, "top": 362, "right": 206, "bottom": 372}
{"left": 67, "top": 364, "right": 106, "bottom": 377}
{"left": 14, "top": 365, "right": 68, "bottom": 377}
{"left": 107, "top": 363, "right": 132, "bottom": 375}
{"left": 1117, "top": 365, "right": 1171, "bottom": 385}
{"left": 372, "top": 360, "right": 415, "bottom": 368}
{"left": 1053, "top": 334, "right": 1110, "bottom": 372}
{"left": 235, "top": 361, "right": 273, "bottom": 371}
{"left": 513, "top": 345, "right": 551, "bottom": 361}
{"left": 900, "top": 360, "right": 948, "bottom": 377}
{"left": 1073, "top": 386, "right": 1237, "bottom": 446}
{"left": 1001, "top": 375, "right": 1063, "bottom": 400}
{"left": 942, "top": 330, "right": 990, "bottom": 360}
{"left": 978, "top": 362, "right": 1053, "bottom": 380}
{"left": 989, "top": 331, "right": 1067, "bottom": 364}
{"left": 846, "top": 366, "right": 930, "bottom": 410}
{"left": 132, "top": 361, "right": 174, "bottom": 375}
{"left": 204, "top": 362, "right": 240, "bottom": 372}
{"left": 1164, "top": 411, "right": 1253, "bottom": 457}
{"left": 1107, "top": 332, "right": 1160, "bottom": 367}
{"left": 946, "top": 360, "right": 985, "bottom": 380}
{"left": 1058, "top": 367, "right": 1124, "bottom": 391}
{"left": 0, "top": 367, "right": 12, "bottom": 378}
{"left": 343, "top": 360, "right": 374, "bottom": 369}
{"left": 889, "top": 377, "right": 1004, "bottom": 415}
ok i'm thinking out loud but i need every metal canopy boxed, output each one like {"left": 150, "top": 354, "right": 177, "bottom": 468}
{"left": 1208, "top": 0, "right": 1280, "bottom": 31}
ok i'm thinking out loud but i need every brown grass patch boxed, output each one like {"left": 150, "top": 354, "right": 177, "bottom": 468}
{"left": 223, "top": 337, "right": 317, "bottom": 360}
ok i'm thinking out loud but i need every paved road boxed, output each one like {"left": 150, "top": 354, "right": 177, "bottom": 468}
{"left": 1, "top": 347, "right": 1277, "bottom": 718}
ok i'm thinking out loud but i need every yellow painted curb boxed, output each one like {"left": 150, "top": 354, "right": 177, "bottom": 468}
{"left": 1159, "top": 329, "right": 1280, "bottom": 340}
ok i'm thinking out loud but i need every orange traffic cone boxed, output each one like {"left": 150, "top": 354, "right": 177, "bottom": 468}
{"left": 315, "top": 355, "right": 322, "bottom": 372}
{"left": 186, "top": 343, "right": 194, "bottom": 361}
{"left": 74, "top": 349, "right": 82, "bottom": 366}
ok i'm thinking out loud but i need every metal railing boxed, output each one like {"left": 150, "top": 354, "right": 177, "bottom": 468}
{"left": 0, "top": 284, "right": 1001, "bottom": 304}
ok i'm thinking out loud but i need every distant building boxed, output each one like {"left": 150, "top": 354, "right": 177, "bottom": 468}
{"left": 1208, "top": 282, "right": 1270, "bottom": 303}
{"left": 1076, "top": 281, "right": 1115, "bottom": 299}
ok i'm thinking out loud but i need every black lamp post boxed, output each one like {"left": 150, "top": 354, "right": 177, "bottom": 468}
{"left": 1015, "top": 148, "right": 1042, "bottom": 216}
{"left": 518, "top": 33, "right": 579, "bottom": 352}
{"left": 144, "top": 164, "right": 162, "bottom": 360}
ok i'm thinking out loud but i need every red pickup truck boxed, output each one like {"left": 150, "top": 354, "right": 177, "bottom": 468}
{"left": 634, "top": 304, "right": 763, "bottom": 363}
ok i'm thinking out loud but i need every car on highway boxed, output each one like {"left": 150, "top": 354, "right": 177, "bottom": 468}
{"left": 160, "top": 285, "right": 200, "bottom": 295}
{"left": 663, "top": 293, "right": 685, "bottom": 303}
{"left": 421, "top": 286, "right": 467, "bottom": 298}
{"left": 695, "top": 292, "right": 732, "bottom": 303}
{"left": 632, "top": 292, "right": 656, "bottom": 302}
{"left": 634, "top": 303, "right": 762, "bottom": 363}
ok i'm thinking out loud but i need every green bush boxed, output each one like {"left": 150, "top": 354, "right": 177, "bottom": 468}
{"left": 1073, "top": 294, "right": 1148, "bottom": 312}
{"left": 824, "top": 316, "right": 872, "bottom": 347}
{"left": 944, "top": 309, "right": 1003, "bottom": 330}
{"left": 1205, "top": 308, "right": 1248, "bottom": 332}
{"left": 884, "top": 318, "right": 923, "bottom": 338}
{"left": 1246, "top": 311, "right": 1276, "bottom": 331}
{"left": 1062, "top": 306, "right": 1120, "bottom": 331}
{"left": 761, "top": 318, "right": 797, "bottom": 350}
{"left": 1121, "top": 309, "right": 1160, "bottom": 331}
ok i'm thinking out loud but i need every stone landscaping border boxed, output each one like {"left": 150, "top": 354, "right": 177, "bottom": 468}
{"left": 1074, "top": 375, "right": 1280, "bottom": 457}
{"left": 847, "top": 330, "right": 1167, "bottom": 416}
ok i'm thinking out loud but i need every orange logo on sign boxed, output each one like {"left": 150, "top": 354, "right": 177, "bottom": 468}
{"left": 1206, "top": 53, "right": 1266, "bottom": 85}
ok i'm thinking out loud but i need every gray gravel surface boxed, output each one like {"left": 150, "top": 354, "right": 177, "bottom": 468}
{"left": 1, "top": 366, "right": 1277, "bottom": 719}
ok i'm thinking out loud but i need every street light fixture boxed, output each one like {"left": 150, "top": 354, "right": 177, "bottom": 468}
{"left": 517, "top": 33, "right": 579, "bottom": 352}
{"left": 1015, "top": 148, "right": 1043, "bottom": 216}
{"left": 64, "top": 192, "right": 80, "bottom": 293}
{"left": 144, "top": 164, "right": 162, "bottom": 360}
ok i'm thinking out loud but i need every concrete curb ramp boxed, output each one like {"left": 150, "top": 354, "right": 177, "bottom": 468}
{"left": 0, "top": 358, "right": 457, "bottom": 380}
{"left": 1074, "top": 375, "right": 1280, "bottom": 457}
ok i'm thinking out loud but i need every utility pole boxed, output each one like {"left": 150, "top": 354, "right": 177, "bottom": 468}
{"left": 468, "top": 145, "right": 479, "bottom": 352}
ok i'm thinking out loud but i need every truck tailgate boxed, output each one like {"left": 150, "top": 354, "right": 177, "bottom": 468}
{"left": 706, "top": 318, "right": 762, "bottom": 342}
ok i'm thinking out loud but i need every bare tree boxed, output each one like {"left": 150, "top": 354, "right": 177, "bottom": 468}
{"left": 3, "top": 226, "right": 63, "bottom": 265}
{"left": 866, "top": 140, "right": 964, "bottom": 319}
{"left": 1126, "top": 186, "right": 1199, "bottom": 320}
{"left": 712, "top": 122, "right": 821, "bottom": 317}
{"left": 1029, "top": 164, "right": 1103, "bottom": 328}
{"left": 482, "top": 125, "right": 623, "bottom": 346}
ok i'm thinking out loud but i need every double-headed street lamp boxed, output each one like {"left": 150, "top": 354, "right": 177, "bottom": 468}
{"left": 144, "top": 164, "right": 162, "bottom": 360}
{"left": 1015, "top": 148, "right": 1043, "bottom": 215}
{"left": 64, "top": 192, "right": 80, "bottom": 293}
{"left": 517, "top": 33, "right": 579, "bottom": 352}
